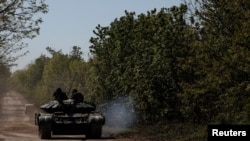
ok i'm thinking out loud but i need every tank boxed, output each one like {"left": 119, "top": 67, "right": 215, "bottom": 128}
{"left": 35, "top": 99, "right": 105, "bottom": 139}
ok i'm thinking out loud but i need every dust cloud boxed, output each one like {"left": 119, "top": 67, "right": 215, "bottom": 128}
{"left": 101, "top": 96, "right": 136, "bottom": 133}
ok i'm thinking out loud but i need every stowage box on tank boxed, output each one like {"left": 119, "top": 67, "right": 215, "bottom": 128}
{"left": 35, "top": 99, "right": 105, "bottom": 139}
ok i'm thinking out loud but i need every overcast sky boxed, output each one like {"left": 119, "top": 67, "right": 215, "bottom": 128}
{"left": 11, "top": 0, "right": 182, "bottom": 72}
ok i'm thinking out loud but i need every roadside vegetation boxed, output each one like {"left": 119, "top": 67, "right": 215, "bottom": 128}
{"left": 1, "top": 0, "right": 250, "bottom": 140}
{"left": 0, "top": 0, "right": 48, "bottom": 95}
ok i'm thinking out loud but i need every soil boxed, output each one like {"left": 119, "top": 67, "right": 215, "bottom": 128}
{"left": 0, "top": 91, "right": 139, "bottom": 141}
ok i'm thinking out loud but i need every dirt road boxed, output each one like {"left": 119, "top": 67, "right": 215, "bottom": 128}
{"left": 0, "top": 91, "right": 136, "bottom": 141}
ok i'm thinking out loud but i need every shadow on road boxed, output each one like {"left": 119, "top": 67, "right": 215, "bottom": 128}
{"left": 49, "top": 135, "right": 116, "bottom": 140}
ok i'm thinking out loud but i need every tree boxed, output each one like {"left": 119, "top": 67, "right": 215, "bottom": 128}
{"left": 42, "top": 50, "right": 70, "bottom": 94}
{"left": 89, "top": 5, "right": 188, "bottom": 124}
{"left": 0, "top": 62, "right": 10, "bottom": 94}
{"left": 69, "top": 46, "right": 84, "bottom": 61}
{"left": 25, "top": 55, "right": 48, "bottom": 90}
{"left": 0, "top": 0, "right": 48, "bottom": 67}
{"left": 10, "top": 46, "right": 89, "bottom": 104}
{"left": 182, "top": 0, "right": 250, "bottom": 123}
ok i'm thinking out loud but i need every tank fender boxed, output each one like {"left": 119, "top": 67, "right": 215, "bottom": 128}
{"left": 38, "top": 114, "right": 53, "bottom": 125}
{"left": 35, "top": 113, "right": 40, "bottom": 125}
{"left": 88, "top": 113, "right": 105, "bottom": 125}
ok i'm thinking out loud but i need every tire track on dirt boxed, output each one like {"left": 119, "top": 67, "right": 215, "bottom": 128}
{"left": 0, "top": 91, "right": 39, "bottom": 141}
{"left": 0, "top": 91, "right": 138, "bottom": 141}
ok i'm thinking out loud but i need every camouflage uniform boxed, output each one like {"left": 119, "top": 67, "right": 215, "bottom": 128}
{"left": 71, "top": 89, "right": 84, "bottom": 103}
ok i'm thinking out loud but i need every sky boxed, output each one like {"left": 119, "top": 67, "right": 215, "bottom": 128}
{"left": 11, "top": 0, "right": 182, "bottom": 72}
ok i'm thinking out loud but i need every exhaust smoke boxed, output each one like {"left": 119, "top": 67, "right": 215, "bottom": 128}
{"left": 101, "top": 96, "right": 136, "bottom": 133}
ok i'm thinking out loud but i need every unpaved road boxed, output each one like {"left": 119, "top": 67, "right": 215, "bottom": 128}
{"left": 0, "top": 91, "right": 136, "bottom": 141}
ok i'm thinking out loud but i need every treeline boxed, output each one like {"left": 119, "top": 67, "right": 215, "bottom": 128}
{"left": 10, "top": 46, "right": 91, "bottom": 103}
{"left": 9, "top": 0, "right": 250, "bottom": 125}
{"left": 0, "top": 0, "right": 48, "bottom": 96}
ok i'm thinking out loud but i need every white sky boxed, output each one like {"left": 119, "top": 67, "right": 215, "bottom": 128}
{"left": 11, "top": 0, "right": 182, "bottom": 72}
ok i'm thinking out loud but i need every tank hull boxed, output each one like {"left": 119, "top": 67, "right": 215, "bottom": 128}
{"left": 35, "top": 100, "right": 105, "bottom": 139}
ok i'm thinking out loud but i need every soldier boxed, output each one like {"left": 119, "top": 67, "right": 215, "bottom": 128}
{"left": 53, "top": 88, "right": 68, "bottom": 103}
{"left": 71, "top": 89, "right": 84, "bottom": 103}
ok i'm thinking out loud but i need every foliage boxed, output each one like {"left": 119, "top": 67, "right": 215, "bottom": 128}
{"left": 0, "top": 0, "right": 47, "bottom": 97}
{"left": 0, "top": 0, "right": 48, "bottom": 67}
{"left": 10, "top": 46, "right": 89, "bottom": 105}
{"left": 89, "top": 5, "right": 189, "bottom": 124}
{"left": 10, "top": 0, "right": 250, "bottom": 130}
{"left": 180, "top": 0, "right": 250, "bottom": 124}
{"left": 0, "top": 62, "right": 10, "bottom": 94}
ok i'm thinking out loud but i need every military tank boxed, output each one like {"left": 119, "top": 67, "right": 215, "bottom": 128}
{"left": 35, "top": 99, "right": 105, "bottom": 139}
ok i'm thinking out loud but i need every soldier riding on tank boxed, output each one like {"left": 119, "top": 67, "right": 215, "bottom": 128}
{"left": 35, "top": 87, "right": 105, "bottom": 139}
{"left": 53, "top": 88, "right": 68, "bottom": 104}
{"left": 71, "top": 89, "right": 84, "bottom": 104}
